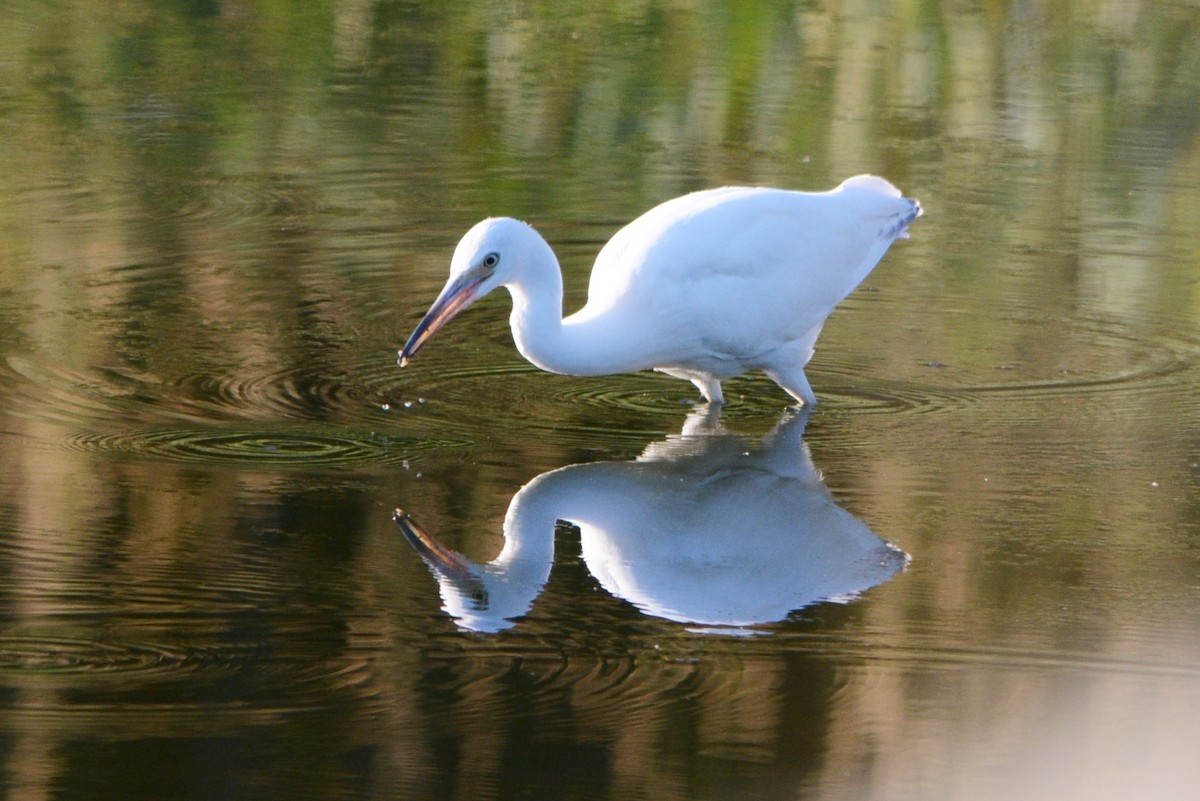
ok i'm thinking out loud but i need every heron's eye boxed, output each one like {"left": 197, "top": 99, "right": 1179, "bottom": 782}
{"left": 469, "top": 585, "right": 490, "bottom": 610}
{"left": 482, "top": 252, "right": 500, "bottom": 269}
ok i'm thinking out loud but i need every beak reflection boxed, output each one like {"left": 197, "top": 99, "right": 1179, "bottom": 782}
{"left": 392, "top": 509, "right": 490, "bottom": 611}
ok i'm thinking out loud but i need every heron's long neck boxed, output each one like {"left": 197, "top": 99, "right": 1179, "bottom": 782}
{"left": 497, "top": 465, "right": 617, "bottom": 570}
{"left": 498, "top": 476, "right": 560, "bottom": 567}
{"left": 505, "top": 253, "right": 632, "bottom": 377}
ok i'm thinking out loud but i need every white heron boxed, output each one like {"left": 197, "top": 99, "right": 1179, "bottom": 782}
{"left": 399, "top": 174, "right": 920, "bottom": 406}
{"left": 394, "top": 409, "right": 908, "bottom": 633}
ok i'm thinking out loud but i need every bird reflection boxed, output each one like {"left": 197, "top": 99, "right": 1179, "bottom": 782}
{"left": 395, "top": 408, "right": 907, "bottom": 633}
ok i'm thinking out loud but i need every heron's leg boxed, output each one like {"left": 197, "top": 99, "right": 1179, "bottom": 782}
{"left": 691, "top": 376, "right": 724, "bottom": 405}
{"left": 766, "top": 322, "right": 824, "bottom": 407}
{"left": 679, "top": 404, "right": 724, "bottom": 436}
{"left": 766, "top": 366, "right": 817, "bottom": 408}
{"left": 657, "top": 367, "right": 725, "bottom": 404}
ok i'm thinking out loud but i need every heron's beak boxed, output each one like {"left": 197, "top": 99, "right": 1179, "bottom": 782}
{"left": 398, "top": 268, "right": 489, "bottom": 366}
{"left": 393, "top": 508, "right": 472, "bottom": 574}
{"left": 393, "top": 508, "right": 490, "bottom": 608}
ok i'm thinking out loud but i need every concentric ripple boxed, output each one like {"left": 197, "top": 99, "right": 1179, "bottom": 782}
{"left": 815, "top": 307, "right": 1200, "bottom": 416}
{"left": 65, "top": 425, "right": 467, "bottom": 468}
{"left": 4, "top": 298, "right": 1196, "bottom": 459}
{"left": 814, "top": 380, "right": 985, "bottom": 416}
{"left": 1, "top": 355, "right": 138, "bottom": 426}
{"left": 172, "top": 368, "right": 358, "bottom": 422}
{"left": 0, "top": 629, "right": 382, "bottom": 717}
{"left": 961, "top": 322, "right": 1197, "bottom": 402}
{"left": 0, "top": 634, "right": 233, "bottom": 678}
{"left": 377, "top": 303, "right": 1200, "bottom": 425}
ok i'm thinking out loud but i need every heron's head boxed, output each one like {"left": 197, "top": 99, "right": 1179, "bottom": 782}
{"left": 398, "top": 217, "right": 541, "bottom": 366}
{"left": 392, "top": 508, "right": 536, "bottom": 633}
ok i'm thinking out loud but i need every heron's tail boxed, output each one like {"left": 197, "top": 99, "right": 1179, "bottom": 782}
{"left": 838, "top": 175, "right": 922, "bottom": 240}
{"left": 894, "top": 197, "right": 922, "bottom": 240}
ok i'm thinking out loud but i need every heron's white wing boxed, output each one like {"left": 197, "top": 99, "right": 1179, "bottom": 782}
{"left": 576, "top": 181, "right": 916, "bottom": 363}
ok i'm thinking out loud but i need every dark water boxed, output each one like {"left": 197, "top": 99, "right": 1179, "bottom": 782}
{"left": 2, "top": 2, "right": 1200, "bottom": 799}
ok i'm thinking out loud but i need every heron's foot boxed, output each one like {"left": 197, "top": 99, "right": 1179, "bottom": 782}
{"left": 766, "top": 366, "right": 817, "bottom": 409}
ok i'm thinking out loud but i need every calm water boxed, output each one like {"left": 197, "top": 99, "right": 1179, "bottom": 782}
{"left": 2, "top": 2, "right": 1200, "bottom": 800}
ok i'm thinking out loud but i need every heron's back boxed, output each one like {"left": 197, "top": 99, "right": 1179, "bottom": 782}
{"left": 572, "top": 176, "right": 919, "bottom": 367}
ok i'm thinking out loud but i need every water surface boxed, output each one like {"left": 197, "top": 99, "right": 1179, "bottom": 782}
{"left": 2, "top": 2, "right": 1199, "bottom": 800}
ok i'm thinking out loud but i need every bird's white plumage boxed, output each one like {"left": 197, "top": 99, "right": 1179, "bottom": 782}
{"left": 400, "top": 174, "right": 921, "bottom": 405}
{"left": 395, "top": 410, "right": 908, "bottom": 633}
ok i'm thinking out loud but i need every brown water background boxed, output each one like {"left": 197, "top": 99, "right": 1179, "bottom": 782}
{"left": 2, "top": 2, "right": 1199, "bottom": 799}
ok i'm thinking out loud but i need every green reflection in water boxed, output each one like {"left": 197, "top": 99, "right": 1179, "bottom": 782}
{"left": 0, "top": 1, "right": 1199, "bottom": 800}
